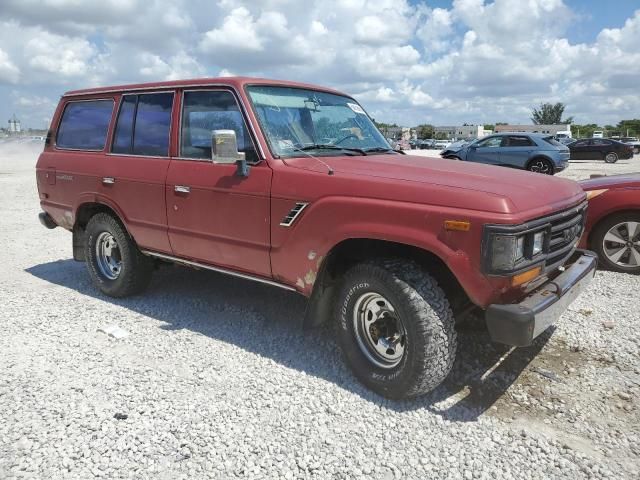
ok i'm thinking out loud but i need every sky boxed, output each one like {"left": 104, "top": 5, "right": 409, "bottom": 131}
{"left": 0, "top": 0, "right": 639, "bottom": 129}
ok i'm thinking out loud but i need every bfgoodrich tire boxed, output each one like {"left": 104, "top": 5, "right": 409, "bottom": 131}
{"left": 85, "top": 213, "right": 154, "bottom": 297}
{"left": 335, "top": 259, "right": 457, "bottom": 399}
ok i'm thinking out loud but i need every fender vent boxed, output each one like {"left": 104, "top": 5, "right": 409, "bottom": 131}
{"left": 280, "top": 202, "right": 308, "bottom": 227}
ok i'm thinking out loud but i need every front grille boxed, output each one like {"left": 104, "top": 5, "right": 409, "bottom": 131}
{"left": 545, "top": 203, "right": 587, "bottom": 268}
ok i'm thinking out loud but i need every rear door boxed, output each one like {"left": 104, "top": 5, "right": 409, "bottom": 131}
{"left": 499, "top": 135, "right": 536, "bottom": 168}
{"left": 165, "top": 89, "right": 272, "bottom": 277}
{"left": 589, "top": 138, "right": 609, "bottom": 160}
{"left": 103, "top": 91, "right": 175, "bottom": 253}
{"left": 466, "top": 135, "right": 502, "bottom": 165}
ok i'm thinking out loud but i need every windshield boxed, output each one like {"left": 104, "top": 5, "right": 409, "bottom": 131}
{"left": 246, "top": 86, "right": 391, "bottom": 157}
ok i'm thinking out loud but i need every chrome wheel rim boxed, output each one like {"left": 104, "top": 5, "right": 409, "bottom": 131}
{"left": 95, "top": 232, "right": 122, "bottom": 280}
{"left": 353, "top": 292, "right": 406, "bottom": 369}
{"left": 602, "top": 221, "right": 640, "bottom": 268}
{"left": 529, "top": 160, "right": 551, "bottom": 174}
{"left": 605, "top": 153, "right": 617, "bottom": 163}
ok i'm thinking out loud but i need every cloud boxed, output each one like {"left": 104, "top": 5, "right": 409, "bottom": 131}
{"left": 0, "top": 49, "right": 20, "bottom": 83}
{"left": 0, "top": 0, "right": 639, "bottom": 128}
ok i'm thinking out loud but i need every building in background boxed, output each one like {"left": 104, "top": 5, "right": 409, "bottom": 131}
{"left": 494, "top": 124, "right": 572, "bottom": 138}
{"left": 434, "top": 125, "right": 486, "bottom": 140}
{"left": 8, "top": 114, "right": 21, "bottom": 135}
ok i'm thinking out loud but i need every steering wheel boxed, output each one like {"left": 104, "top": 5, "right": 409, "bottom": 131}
{"left": 333, "top": 134, "right": 358, "bottom": 145}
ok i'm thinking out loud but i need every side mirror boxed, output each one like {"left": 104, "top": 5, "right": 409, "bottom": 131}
{"left": 211, "top": 130, "right": 250, "bottom": 177}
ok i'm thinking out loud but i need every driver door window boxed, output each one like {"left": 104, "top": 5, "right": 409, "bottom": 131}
{"left": 476, "top": 136, "right": 503, "bottom": 148}
{"left": 180, "top": 90, "right": 258, "bottom": 163}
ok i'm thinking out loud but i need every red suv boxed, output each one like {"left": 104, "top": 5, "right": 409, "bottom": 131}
{"left": 36, "top": 77, "right": 597, "bottom": 399}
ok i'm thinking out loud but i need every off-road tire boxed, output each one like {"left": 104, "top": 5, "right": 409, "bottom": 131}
{"left": 334, "top": 259, "right": 457, "bottom": 399}
{"left": 591, "top": 212, "right": 640, "bottom": 275}
{"left": 85, "top": 213, "right": 153, "bottom": 297}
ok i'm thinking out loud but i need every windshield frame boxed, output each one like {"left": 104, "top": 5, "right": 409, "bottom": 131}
{"left": 243, "top": 84, "right": 391, "bottom": 159}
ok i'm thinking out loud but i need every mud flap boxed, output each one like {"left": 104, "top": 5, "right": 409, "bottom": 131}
{"left": 73, "top": 226, "right": 86, "bottom": 261}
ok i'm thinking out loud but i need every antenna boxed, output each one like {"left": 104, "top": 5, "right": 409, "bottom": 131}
{"left": 282, "top": 147, "right": 334, "bottom": 175}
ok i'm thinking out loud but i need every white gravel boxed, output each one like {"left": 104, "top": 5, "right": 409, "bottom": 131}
{"left": 1, "top": 140, "right": 639, "bottom": 479}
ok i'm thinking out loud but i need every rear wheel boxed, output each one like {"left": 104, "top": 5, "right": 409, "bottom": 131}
{"left": 85, "top": 213, "right": 154, "bottom": 297}
{"left": 527, "top": 158, "right": 554, "bottom": 175}
{"left": 334, "top": 259, "right": 457, "bottom": 399}
{"left": 604, "top": 151, "right": 618, "bottom": 163}
{"left": 591, "top": 213, "right": 640, "bottom": 274}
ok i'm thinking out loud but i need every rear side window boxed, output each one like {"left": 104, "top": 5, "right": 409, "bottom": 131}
{"left": 112, "top": 92, "right": 174, "bottom": 156}
{"left": 56, "top": 100, "right": 114, "bottom": 150}
{"left": 504, "top": 135, "right": 534, "bottom": 147}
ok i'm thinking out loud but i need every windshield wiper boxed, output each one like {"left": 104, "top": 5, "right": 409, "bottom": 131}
{"left": 362, "top": 147, "right": 398, "bottom": 154}
{"left": 297, "top": 144, "right": 366, "bottom": 156}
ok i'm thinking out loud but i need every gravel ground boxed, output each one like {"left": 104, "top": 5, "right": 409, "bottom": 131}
{"left": 1, "top": 141, "right": 639, "bottom": 479}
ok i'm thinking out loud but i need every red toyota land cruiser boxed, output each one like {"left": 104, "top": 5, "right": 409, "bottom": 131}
{"left": 36, "top": 77, "right": 597, "bottom": 399}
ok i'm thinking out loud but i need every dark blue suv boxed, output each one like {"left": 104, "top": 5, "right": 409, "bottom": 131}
{"left": 440, "top": 132, "right": 570, "bottom": 174}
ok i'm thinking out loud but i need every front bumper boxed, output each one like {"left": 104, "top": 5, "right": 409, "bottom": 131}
{"left": 485, "top": 250, "right": 597, "bottom": 346}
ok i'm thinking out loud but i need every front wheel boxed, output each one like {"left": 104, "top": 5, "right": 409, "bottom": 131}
{"left": 85, "top": 213, "right": 154, "bottom": 297}
{"left": 591, "top": 213, "right": 640, "bottom": 274}
{"left": 334, "top": 260, "right": 457, "bottom": 399}
{"left": 527, "top": 158, "right": 554, "bottom": 174}
{"left": 604, "top": 152, "right": 618, "bottom": 163}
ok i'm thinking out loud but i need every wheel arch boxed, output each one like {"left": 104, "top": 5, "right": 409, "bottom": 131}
{"left": 72, "top": 201, "right": 133, "bottom": 261}
{"left": 303, "top": 238, "right": 470, "bottom": 329}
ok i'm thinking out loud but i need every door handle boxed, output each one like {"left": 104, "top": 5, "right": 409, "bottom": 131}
{"left": 174, "top": 185, "right": 190, "bottom": 194}
{"left": 102, "top": 177, "right": 115, "bottom": 185}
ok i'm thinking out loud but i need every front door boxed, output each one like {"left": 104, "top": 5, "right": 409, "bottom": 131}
{"left": 467, "top": 135, "right": 502, "bottom": 165}
{"left": 570, "top": 139, "right": 590, "bottom": 160}
{"left": 166, "top": 89, "right": 272, "bottom": 278}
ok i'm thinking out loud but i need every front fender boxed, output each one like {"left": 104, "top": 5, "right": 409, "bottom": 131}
{"left": 270, "top": 196, "right": 497, "bottom": 306}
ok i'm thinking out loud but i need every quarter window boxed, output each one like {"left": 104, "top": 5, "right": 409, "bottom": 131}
{"left": 56, "top": 100, "right": 114, "bottom": 150}
{"left": 180, "top": 90, "right": 258, "bottom": 163}
{"left": 112, "top": 92, "right": 174, "bottom": 156}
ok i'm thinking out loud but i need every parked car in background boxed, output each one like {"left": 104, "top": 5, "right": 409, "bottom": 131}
{"left": 579, "top": 174, "right": 640, "bottom": 274}
{"left": 592, "top": 131, "right": 604, "bottom": 138}
{"left": 568, "top": 138, "right": 634, "bottom": 163}
{"left": 433, "top": 139, "right": 450, "bottom": 149}
{"left": 620, "top": 137, "right": 640, "bottom": 154}
{"left": 440, "top": 132, "right": 570, "bottom": 174}
{"left": 394, "top": 139, "right": 410, "bottom": 151}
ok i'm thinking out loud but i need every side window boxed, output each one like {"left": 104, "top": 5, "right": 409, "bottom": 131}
{"left": 504, "top": 136, "right": 534, "bottom": 147}
{"left": 180, "top": 90, "right": 258, "bottom": 163}
{"left": 573, "top": 140, "right": 589, "bottom": 147}
{"left": 56, "top": 100, "right": 113, "bottom": 150}
{"left": 111, "top": 92, "right": 174, "bottom": 156}
{"left": 476, "top": 136, "right": 502, "bottom": 148}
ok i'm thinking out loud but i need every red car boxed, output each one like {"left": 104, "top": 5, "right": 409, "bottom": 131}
{"left": 36, "top": 77, "right": 596, "bottom": 399}
{"left": 579, "top": 174, "right": 640, "bottom": 274}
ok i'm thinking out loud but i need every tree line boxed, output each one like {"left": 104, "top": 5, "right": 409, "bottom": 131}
{"left": 383, "top": 103, "right": 639, "bottom": 140}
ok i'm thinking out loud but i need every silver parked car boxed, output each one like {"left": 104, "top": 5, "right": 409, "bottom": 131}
{"left": 440, "top": 132, "right": 570, "bottom": 175}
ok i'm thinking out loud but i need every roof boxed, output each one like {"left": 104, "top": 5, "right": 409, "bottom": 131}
{"left": 63, "top": 76, "right": 348, "bottom": 97}
{"left": 489, "top": 131, "right": 551, "bottom": 137}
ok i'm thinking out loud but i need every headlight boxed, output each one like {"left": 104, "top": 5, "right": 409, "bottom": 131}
{"left": 486, "top": 229, "right": 547, "bottom": 273}
{"left": 490, "top": 235, "right": 526, "bottom": 271}
{"left": 532, "top": 231, "right": 545, "bottom": 256}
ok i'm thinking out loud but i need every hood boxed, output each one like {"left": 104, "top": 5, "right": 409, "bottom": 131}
{"left": 315, "top": 154, "right": 586, "bottom": 216}
{"left": 579, "top": 173, "right": 640, "bottom": 190}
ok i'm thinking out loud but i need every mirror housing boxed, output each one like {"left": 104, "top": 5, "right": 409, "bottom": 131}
{"left": 211, "top": 129, "right": 250, "bottom": 177}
